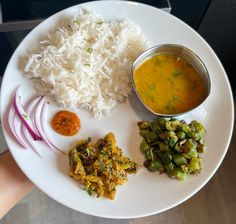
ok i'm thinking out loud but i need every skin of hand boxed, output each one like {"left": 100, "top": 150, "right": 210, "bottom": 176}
{"left": 0, "top": 150, "right": 35, "bottom": 219}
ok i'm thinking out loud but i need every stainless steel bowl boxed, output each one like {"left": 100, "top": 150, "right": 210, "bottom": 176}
{"left": 131, "top": 44, "right": 211, "bottom": 117}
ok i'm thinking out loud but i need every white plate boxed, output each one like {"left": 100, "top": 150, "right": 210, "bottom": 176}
{"left": 0, "top": 0, "right": 234, "bottom": 219}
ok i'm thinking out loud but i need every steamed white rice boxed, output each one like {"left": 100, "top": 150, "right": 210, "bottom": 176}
{"left": 24, "top": 11, "right": 149, "bottom": 118}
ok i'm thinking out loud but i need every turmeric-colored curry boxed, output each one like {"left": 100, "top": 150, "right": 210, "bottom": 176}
{"left": 133, "top": 53, "right": 205, "bottom": 114}
{"left": 69, "top": 132, "right": 139, "bottom": 199}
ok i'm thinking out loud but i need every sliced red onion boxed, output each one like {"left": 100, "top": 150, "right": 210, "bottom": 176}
{"left": 25, "top": 96, "right": 43, "bottom": 137}
{"left": 21, "top": 96, "right": 43, "bottom": 157}
{"left": 41, "top": 102, "right": 67, "bottom": 155}
{"left": 8, "top": 103, "right": 29, "bottom": 149}
{"left": 22, "top": 124, "right": 42, "bottom": 158}
{"left": 34, "top": 97, "right": 64, "bottom": 153}
{"left": 9, "top": 86, "right": 65, "bottom": 156}
{"left": 13, "top": 86, "right": 42, "bottom": 141}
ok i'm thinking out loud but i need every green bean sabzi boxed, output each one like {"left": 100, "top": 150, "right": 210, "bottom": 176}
{"left": 138, "top": 117, "right": 207, "bottom": 180}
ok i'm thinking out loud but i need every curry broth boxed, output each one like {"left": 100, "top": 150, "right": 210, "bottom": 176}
{"left": 134, "top": 54, "right": 205, "bottom": 114}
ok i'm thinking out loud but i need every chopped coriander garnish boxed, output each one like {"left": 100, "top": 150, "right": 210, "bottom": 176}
{"left": 22, "top": 114, "right": 29, "bottom": 120}
{"left": 96, "top": 20, "right": 104, "bottom": 25}
{"left": 172, "top": 71, "right": 186, "bottom": 78}
{"left": 74, "top": 19, "right": 81, "bottom": 26}
{"left": 87, "top": 47, "right": 93, "bottom": 53}
{"left": 85, "top": 147, "right": 90, "bottom": 156}
{"left": 100, "top": 163, "right": 107, "bottom": 172}
{"left": 84, "top": 63, "right": 91, "bottom": 67}
{"left": 100, "top": 150, "right": 108, "bottom": 156}
{"left": 86, "top": 187, "right": 92, "bottom": 196}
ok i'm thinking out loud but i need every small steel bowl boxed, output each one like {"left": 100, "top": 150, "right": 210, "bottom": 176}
{"left": 131, "top": 44, "right": 211, "bottom": 117}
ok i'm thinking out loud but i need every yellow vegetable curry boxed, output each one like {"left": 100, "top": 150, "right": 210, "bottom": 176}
{"left": 69, "top": 132, "right": 139, "bottom": 200}
{"left": 133, "top": 53, "right": 205, "bottom": 114}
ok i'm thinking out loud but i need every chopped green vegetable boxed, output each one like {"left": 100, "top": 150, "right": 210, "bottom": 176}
{"left": 159, "top": 142, "right": 169, "bottom": 152}
{"left": 173, "top": 154, "right": 187, "bottom": 166}
{"left": 147, "top": 158, "right": 164, "bottom": 172}
{"left": 172, "top": 168, "right": 186, "bottom": 180}
{"left": 140, "top": 140, "right": 150, "bottom": 154}
{"left": 137, "top": 121, "right": 150, "bottom": 129}
{"left": 145, "top": 148, "right": 155, "bottom": 161}
{"left": 137, "top": 117, "right": 207, "bottom": 180}
{"left": 188, "top": 157, "right": 201, "bottom": 173}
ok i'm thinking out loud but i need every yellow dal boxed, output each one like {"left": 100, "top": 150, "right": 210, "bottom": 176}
{"left": 134, "top": 54, "right": 205, "bottom": 114}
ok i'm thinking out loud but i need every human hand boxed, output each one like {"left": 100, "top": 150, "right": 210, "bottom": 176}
{"left": 0, "top": 150, "right": 35, "bottom": 218}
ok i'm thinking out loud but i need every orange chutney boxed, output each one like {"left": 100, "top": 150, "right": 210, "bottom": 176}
{"left": 51, "top": 110, "right": 81, "bottom": 136}
{"left": 133, "top": 53, "right": 205, "bottom": 114}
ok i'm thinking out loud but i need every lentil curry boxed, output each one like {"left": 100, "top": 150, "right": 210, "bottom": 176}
{"left": 134, "top": 53, "right": 205, "bottom": 114}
